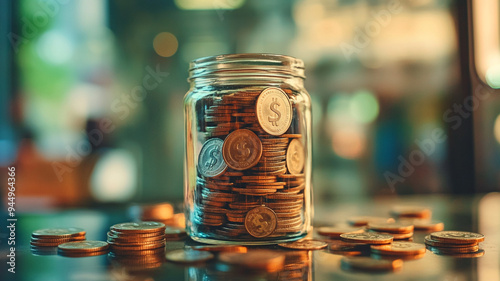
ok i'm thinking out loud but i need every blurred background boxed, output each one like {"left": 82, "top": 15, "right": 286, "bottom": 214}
{"left": 1, "top": 0, "right": 500, "bottom": 210}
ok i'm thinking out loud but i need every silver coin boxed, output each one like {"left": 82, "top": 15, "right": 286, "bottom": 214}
{"left": 286, "top": 139, "right": 305, "bottom": 175}
{"left": 198, "top": 138, "right": 227, "bottom": 177}
{"left": 256, "top": 87, "right": 292, "bottom": 136}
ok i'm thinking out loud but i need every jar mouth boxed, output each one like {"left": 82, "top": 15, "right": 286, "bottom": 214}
{"left": 188, "top": 53, "right": 305, "bottom": 81}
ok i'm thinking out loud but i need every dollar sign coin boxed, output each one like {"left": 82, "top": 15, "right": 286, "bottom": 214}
{"left": 286, "top": 139, "right": 305, "bottom": 175}
{"left": 198, "top": 138, "right": 227, "bottom": 177}
{"left": 223, "top": 129, "right": 262, "bottom": 170}
{"left": 256, "top": 87, "right": 292, "bottom": 136}
{"left": 245, "top": 206, "right": 277, "bottom": 238}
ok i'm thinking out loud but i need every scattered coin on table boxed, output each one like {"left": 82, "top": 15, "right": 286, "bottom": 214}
{"left": 340, "top": 232, "right": 393, "bottom": 245}
{"left": 57, "top": 241, "right": 109, "bottom": 257}
{"left": 347, "top": 216, "right": 395, "bottom": 226}
{"left": 316, "top": 225, "right": 365, "bottom": 238}
{"left": 278, "top": 239, "right": 328, "bottom": 250}
{"left": 370, "top": 241, "right": 426, "bottom": 256}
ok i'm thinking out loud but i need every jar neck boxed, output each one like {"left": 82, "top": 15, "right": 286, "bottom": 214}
{"left": 188, "top": 54, "right": 305, "bottom": 88}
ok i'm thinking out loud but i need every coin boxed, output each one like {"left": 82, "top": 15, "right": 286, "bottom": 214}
{"left": 278, "top": 239, "right": 327, "bottom": 250}
{"left": 111, "top": 222, "right": 166, "bottom": 233}
{"left": 58, "top": 250, "right": 109, "bottom": 258}
{"left": 316, "top": 226, "right": 365, "bottom": 238}
{"left": 430, "top": 231, "right": 485, "bottom": 244}
{"left": 399, "top": 219, "right": 444, "bottom": 231}
{"left": 427, "top": 245, "right": 480, "bottom": 254}
{"left": 244, "top": 206, "right": 277, "bottom": 238}
{"left": 219, "top": 250, "right": 285, "bottom": 271}
{"left": 340, "top": 232, "right": 393, "bottom": 245}
{"left": 390, "top": 206, "right": 431, "bottom": 219}
{"left": 341, "top": 256, "right": 403, "bottom": 272}
{"left": 256, "top": 87, "right": 292, "bottom": 136}
{"left": 424, "top": 235, "right": 477, "bottom": 247}
{"left": 165, "top": 249, "right": 214, "bottom": 263}
{"left": 32, "top": 228, "right": 86, "bottom": 238}
{"left": 198, "top": 138, "right": 227, "bottom": 177}
{"left": 286, "top": 139, "right": 305, "bottom": 175}
{"left": 347, "top": 216, "right": 395, "bottom": 226}
{"left": 222, "top": 129, "right": 262, "bottom": 170}
{"left": 58, "top": 241, "right": 109, "bottom": 253}
{"left": 367, "top": 222, "right": 414, "bottom": 234}
{"left": 371, "top": 242, "right": 426, "bottom": 256}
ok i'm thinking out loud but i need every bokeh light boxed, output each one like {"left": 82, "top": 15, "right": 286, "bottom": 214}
{"left": 494, "top": 115, "right": 500, "bottom": 144}
{"left": 486, "top": 64, "right": 500, "bottom": 89}
{"left": 153, "top": 32, "right": 179, "bottom": 57}
{"left": 349, "top": 90, "right": 380, "bottom": 124}
{"left": 36, "top": 30, "right": 74, "bottom": 64}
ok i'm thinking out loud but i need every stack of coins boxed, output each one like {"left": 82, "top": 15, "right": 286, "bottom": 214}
{"left": 58, "top": 241, "right": 109, "bottom": 257}
{"left": 30, "top": 228, "right": 86, "bottom": 253}
{"left": 340, "top": 232, "right": 393, "bottom": 245}
{"left": 107, "top": 222, "right": 166, "bottom": 256}
{"left": 370, "top": 241, "right": 426, "bottom": 260}
{"left": 425, "top": 231, "right": 485, "bottom": 257}
{"left": 366, "top": 221, "right": 414, "bottom": 240}
{"left": 193, "top": 87, "right": 308, "bottom": 241}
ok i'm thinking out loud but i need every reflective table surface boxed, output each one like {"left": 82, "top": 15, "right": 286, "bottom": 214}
{"left": 2, "top": 193, "right": 500, "bottom": 281}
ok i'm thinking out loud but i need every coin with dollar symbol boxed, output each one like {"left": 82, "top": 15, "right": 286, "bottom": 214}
{"left": 256, "top": 87, "right": 292, "bottom": 136}
{"left": 223, "top": 129, "right": 262, "bottom": 170}
{"left": 245, "top": 206, "right": 277, "bottom": 238}
{"left": 286, "top": 139, "right": 305, "bottom": 175}
{"left": 198, "top": 138, "right": 227, "bottom": 177}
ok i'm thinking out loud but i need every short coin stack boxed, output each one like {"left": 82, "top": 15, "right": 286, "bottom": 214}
{"left": 193, "top": 87, "right": 308, "bottom": 241}
{"left": 30, "top": 227, "right": 86, "bottom": 255}
{"left": 107, "top": 222, "right": 166, "bottom": 256}
{"left": 425, "top": 231, "right": 485, "bottom": 257}
{"left": 371, "top": 241, "right": 426, "bottom": 260}
{"left": 58, "top": 241, "right": 109, "bottom": 257}
{"left": 367, "top": 221, "right": 415, "bottom": 240}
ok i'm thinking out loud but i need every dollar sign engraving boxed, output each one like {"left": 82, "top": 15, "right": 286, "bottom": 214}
{"left": 251, "top": 214, "right": 268, "bottom": 232}
{"left": 205, "top": 147, "right": 219, "bottom": 169}
{"left": 268, "top": 97, "right": 281, "bottom": 126}
{"left": 235, "top": 137, "right": 251, "bottom": 160}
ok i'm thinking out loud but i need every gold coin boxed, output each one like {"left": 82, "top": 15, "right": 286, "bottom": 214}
{"left": 222, "top": 129, "right": 262, "bottom": 170}
{"left": 278, "top": 239, "right": 327, "bottom": 250}
{"left": 341, "top": 256, "right": 403, "bottom": 272}
{"left": 424, "top": 235, "right": 477, "bottom": 247}
{"left": 256, "top": 87, "right": 292, "bottom": 136}
{"left": 58, "top": 241, "right": 109, "bottom": 253}
{"left": 427, "top": 245, "right": 480, "bottom": 254}
{"left": 244, "top": 206, "right": 277, "bottom": 238}
{"left": 369, "top": 230, "right": 414, "bottom": 240}
{"left": 430, "top": 231, "right": 485, "bottom": 244}
{"left": 198, "top": 138, "right": 227, "bottom": 177}
{"left": 340, "top": 232, "right": 393, "bottom": 245}
{"left": 367, "top": 222, "right": 414, "bottom": 234}
{"left": 316, "top": 226, "right": 365, "bottom": 238}
{"left": 111, "top": 222, "right": 166, "bottom": 233}
{"left": 219, "top": 250, "right": 285, "bottom": 271}
{"left": 165, "top": 249, "right": 214, "bottom": 263}
{"left": 371, "top": 242, "right": 426, "bottom": 256}
{"left": 32, "top": 228, "right": 86, "bottom": 238}
{"left": 286, "top": 139, "right": 305, "bottom": 175}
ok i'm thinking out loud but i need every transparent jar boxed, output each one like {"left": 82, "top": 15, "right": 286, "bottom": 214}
{"left": 184, "top": 54, "right": 312, "bottom": 245}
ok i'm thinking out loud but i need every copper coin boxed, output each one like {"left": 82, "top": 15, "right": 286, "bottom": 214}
{"left": 244, "top": 206, "right": 277, "bottom": 238}
{"left": 371, "top": 242, "right": 426, "bottom": 256}
{"left": 198, "top": 138, "right": 227, "bottom": 178}
{"left": 390, "top": 206, "right": 431, "bottom": 219}
{"left": 222, "top": 129, "right": 262, "bottom": 170}
{"left": 256, "top": 87, "right": 292, "bottom": 136}
{"left": 58, "top": 241, "right": 109, "bottom": 253}
{"left": 341, "top": 256, "right": 403, "bottom": 272}
{"left": 278, "top": 239, "right": 327, "bottom": 250}
{"left": 340, "top": 232, "right": 393, "bottom": 245}
{"left": 367, "top": 222, "right": 414, "bottom": 234}
{"left": 316, "top": 226, "right": 365, "bottom": 238}
{"left": 347, "top": 216, "right": 395, "bottom": 226}
{"left": 424, "top": 235, "right": 477, "bottom": 247}
{"left": 430, "top": 231, "right": 485, "bottom": 244}
{"left": 165, "top": 249, "right": 214, "bottom": 264}
{"left": 32, "top": 228, "right": 86, "bottom": 238}
{"left": 427, "top": 245, "right": 480, "bottom": 254}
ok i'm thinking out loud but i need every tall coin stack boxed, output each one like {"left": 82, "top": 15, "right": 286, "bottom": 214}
{"left": 194, "top": 87, "right": 307, "bottom": 241}
{"left": 107, "top": 222, "right": 166, "bottom": 257}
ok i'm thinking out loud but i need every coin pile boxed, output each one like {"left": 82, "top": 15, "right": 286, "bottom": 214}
{"left": 58, "top": 241, "right": 109, "bottom": 257}
{"left": 366, "top": 221, "right": 414, "bottom": 240}
{"left": 193, "top": 87, "right": 307, "bottom": 241}
{"left": 107, "top": 222, "right": 166, "bottom": 256}
{"left": 30, "top": 227, "right": 86, "bottom": 252}
{"left": 371, "top": 241, "right": 426, "bottom": 260}
{"left": 425, "top": 231, "right": 485, "bottom": 257}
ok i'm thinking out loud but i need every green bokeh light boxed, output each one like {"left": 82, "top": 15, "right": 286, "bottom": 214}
{"left": 349, "top": 90, "right": 379, "bottom": 124}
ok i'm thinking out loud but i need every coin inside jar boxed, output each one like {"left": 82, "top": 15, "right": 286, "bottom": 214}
{"left": 286, "top": 139, "right": 305, "bottom": 175}
{"left": 255, "top": 87, "right": 293, "bottom": 136}
{"left": 244, "top": 206, "right": 277, "bottom": 238}
{"left": 222, "top": 129, "right": 262, "bottom": 170}
{"left": 198, "top": 138, "right": 227, "bottom": 177}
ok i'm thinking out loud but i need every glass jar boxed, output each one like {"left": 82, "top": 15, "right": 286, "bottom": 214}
{"left": 184, "top": 54, "right": 312, "bottom": 245}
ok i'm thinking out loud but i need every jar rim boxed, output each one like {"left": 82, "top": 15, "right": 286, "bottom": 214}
{"left": 188, "top": 53, "right": 305, "bottom": 81}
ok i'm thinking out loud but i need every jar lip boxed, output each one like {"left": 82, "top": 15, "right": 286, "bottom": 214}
{"left": 188, "top": 53, "right": 305, "bottom": 81}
